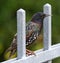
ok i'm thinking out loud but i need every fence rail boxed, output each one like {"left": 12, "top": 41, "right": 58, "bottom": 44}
{"left": 1, "top": 3, "right": 60, "bottom": 63}
{"left": 1, "top": 43, "right": 60, "bottom": 63}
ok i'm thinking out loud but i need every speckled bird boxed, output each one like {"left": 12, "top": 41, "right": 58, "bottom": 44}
{"left": 6, "top": 12, "right": 50, "bottom": 58}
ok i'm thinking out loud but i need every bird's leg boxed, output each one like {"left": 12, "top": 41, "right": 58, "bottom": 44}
{"left": 26, "top": 49, "right": 36, "bottom": 56}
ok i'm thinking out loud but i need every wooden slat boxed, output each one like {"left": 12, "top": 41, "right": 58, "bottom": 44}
{"left": 17, "top": 9, "right": 26, "bottom": 59}
{"left": 43, "top": 3, "right": 52, "bottom": 63}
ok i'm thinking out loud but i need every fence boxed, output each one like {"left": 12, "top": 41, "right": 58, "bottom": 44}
{"left": 1, "top": 3, "right": 60, "bottom": 63}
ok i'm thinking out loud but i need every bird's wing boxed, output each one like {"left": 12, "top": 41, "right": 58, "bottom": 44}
{"left": 6, "top": 34, "right": 17, "bottom": 52}
{"left": 5, "top": 34, "right": 17, "bottom": 58}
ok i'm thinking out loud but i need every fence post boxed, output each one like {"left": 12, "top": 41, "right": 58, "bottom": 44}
{"left": 17, "top": 9, "right": 26, "bottom": 59}
{"left": 43, "top": 3, "right": 52, "bottom": 63}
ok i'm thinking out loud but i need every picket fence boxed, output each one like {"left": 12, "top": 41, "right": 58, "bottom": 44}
{"left": 1, "top": 3, "right": 60, "bottom": 63}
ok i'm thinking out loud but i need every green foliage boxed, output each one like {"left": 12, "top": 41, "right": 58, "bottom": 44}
{"left": 0, "top": 0, "right": 60, "bottom": 62}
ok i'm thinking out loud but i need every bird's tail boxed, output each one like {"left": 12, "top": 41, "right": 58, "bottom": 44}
{"left": 5, "top": 47, "right": 16, "bottom": 59}
{"left": 5, "top": 47, "right": 12, "bottom": 58}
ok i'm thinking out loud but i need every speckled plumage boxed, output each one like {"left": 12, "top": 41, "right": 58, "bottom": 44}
{"left": 26, "top": 21, "right": 42, "bottom": 46}
{"left": 6, "top": 12, "right": 49, "bottom": 57}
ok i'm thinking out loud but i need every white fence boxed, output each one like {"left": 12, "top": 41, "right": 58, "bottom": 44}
{"left": 1, "top": 3, "right": 60, "bottom": 63}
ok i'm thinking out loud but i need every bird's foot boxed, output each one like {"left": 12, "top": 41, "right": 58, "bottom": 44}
{"left": 26, "top": 49, "right": 36, "bottom": 56}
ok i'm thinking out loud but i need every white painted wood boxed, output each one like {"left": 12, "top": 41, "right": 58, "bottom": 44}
{"left": 43, "top": 3, "right": 52, "bottom": 63}
{"left": 17, "top": 9, "right": 26, "bottom": 59}
{"left": 43, "top": 3, "right": 51, "bottom": 50}
{"left": 1, "top": 43, "right": 60, "bottom": 63}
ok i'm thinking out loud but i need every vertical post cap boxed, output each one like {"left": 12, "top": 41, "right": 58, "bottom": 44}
{"left": 17, "top": 8, "right": 25, "bottom": 13}
{"left": 44, "top": 3, "right": 51, "bottom": 7}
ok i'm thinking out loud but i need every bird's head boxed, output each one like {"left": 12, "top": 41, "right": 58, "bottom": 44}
{"left": 31, "top": 12, "right": 50, "bottom": 23}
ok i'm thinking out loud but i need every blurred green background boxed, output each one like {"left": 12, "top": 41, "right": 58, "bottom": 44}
{"left": 0, "top": 0, "right": 60, "bottom": 62}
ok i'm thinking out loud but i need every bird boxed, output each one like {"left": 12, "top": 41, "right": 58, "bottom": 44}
{"left": 6, "top": 12, "right": 50, "bottom": 58}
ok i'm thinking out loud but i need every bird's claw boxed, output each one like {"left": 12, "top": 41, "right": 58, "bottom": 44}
{"left": 26, "top": 49, "right": 36, "bottom": 56}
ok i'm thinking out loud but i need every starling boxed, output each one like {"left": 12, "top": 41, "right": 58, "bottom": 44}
{"left": 6, "top": 12, "right": 50, "bottom": 58}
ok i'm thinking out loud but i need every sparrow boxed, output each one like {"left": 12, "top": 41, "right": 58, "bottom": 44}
{"left": 6, "top": 12, "right": 50, "bottom": 58}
